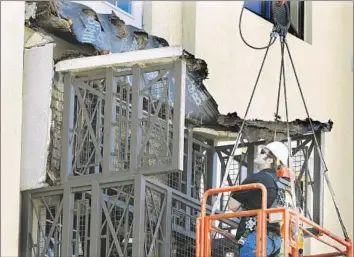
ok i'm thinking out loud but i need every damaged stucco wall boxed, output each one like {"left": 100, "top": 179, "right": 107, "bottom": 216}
{"left": 46, "top": 73, "right": 64, "bottom": 184}
{"left": 21, "top": 43, "right": 55, "bottom": 190}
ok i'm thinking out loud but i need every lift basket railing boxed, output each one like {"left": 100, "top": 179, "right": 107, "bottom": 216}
{"left": 196, "top": 184, "right": 352, "bottom": 257}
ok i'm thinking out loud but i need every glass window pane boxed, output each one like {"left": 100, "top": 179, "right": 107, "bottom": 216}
{"left": 244, "top": 1, "right": 262, "bottom": 15}
{"left": 117, "top": 1, "right": 132, "bottom": 14}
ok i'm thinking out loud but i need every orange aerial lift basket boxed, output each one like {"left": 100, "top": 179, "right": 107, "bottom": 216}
{"left": 196, "top": 184, "right": 352, "bottom": 257}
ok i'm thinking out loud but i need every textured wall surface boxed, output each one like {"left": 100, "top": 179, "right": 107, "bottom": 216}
{"left": 21, "top": 43, "right": 55, "bottom": 190}
{"left": 46, "top": 73, "right": 65, "bottom": 183}
{"left": 1, "top": 2, "right": 25, "bottom": 255}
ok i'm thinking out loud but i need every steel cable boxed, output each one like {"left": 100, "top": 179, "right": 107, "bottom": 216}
{"left": 284, "top": 42, "right": 349, "bottom": 241}
{"left": 211, "top": 36, "right": 276, "bottom": 215}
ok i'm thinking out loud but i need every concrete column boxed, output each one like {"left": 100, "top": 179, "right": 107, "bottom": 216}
{"left": 1, "top": 1, "right": 25, "bottom": 256}
{"left": 21, "top": 43, "right": 54, "bottom": 190}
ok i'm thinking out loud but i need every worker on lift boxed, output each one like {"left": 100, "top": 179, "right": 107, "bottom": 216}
{"left": 228, "top": 141, "right": 290, "bottom": 257}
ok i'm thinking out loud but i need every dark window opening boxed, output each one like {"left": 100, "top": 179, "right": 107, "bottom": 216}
{"left": 244, "top": 0, "right": 305, "bottom": 40}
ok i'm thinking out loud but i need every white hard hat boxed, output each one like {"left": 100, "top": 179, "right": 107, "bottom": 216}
{"left": 263, "top": 141, "right": 289, "bottom": 166}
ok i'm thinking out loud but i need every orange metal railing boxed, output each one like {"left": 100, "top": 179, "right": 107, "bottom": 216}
{"left": 196, "top": 183, "right": 352, "bottom": 257}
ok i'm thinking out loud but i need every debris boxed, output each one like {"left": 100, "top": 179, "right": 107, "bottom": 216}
{"left": 27, "top": 0, "right": 334, "bottom": 152}
{"left": 29, "top": 0, "right": 220, "bottom": 125}
{"left": 24, "top": 27, "right": 54, "bottom": 49}
{"left": 193, "top": 112, "right": 333, "bottom": 143}
{"left": 25, "top": 2, "right": 37, "bottom": 25}
{"left": 183, "top": 50, "right": 209, "bottom": 82}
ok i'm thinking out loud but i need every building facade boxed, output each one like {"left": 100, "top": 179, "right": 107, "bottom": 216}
{"left": 1, "top": 1, "right": 352, "bottom": 256}
{"left": 143, "top": 1, "right": 353, "bottom": 252}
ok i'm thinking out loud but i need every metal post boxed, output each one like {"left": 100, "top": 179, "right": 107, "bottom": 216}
{"left": 172, "top": 60, "right": 186, "bottom": 171}
{"left": 61, "top": 73, "right": 75, "bottom": 181}
{"left": 60, "top": 186, "right": 74, "bottom": 256}
{"left": 206, "top": 140, "right": 215, "bottom": 205}
{"left": 162, "top": 189, "right": 173, "bottom": 257}
{"left": 313, "top": 131, "right": 324, "bottom": 226}
{"left": 304, "top": 147, "right": 309, "bottom": 217}
{"left": 247, "top": 143, "right": 256, "bottom": 177}
{"left": 132, "top": 174, "right": 146, "bottom": 257}
{"left": 102, "top": 68, "right": 117, "bottom": 175}
{"left": 19, "top": 191, "right": 33, "bottom": 257}
{"left": 130, "top": 65, "right": 143, "bottom": 172}
{"left": 90, "top": 181, "right": 101, "bottom": 256}
{"left": 185, "top": 129, "right": 193, "bottom": 230}
{"left": 212, "top": 141, "right": 219, "bottom": 204}
{"left": 186, "top": 129, "right": 193, "bottom": 198}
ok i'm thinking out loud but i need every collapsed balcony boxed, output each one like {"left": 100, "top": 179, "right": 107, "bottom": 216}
{"left": 19, "top": 46, "right": 331, "bottom": 257}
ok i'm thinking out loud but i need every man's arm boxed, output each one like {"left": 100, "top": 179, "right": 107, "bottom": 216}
{"left": 228, "top": 176, "right": 256, "bottom": 211}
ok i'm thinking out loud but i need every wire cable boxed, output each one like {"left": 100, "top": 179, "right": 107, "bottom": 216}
{"left": 239, "top": 4, "right": 276, "bottom": 50}
{"left": 223, "top": 0, "right": 349, "bottom": 242}
{"left": 211, "top": 36, "right": 275, "bottom": 215}
{"left": 273, "top": 45, "right": 284, "bottom": 141}
{"left": 284, "top": 42, "right": 349, "bottom": 241}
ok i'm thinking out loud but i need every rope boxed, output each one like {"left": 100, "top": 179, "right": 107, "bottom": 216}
{"left": 284, "top": 42, "right": 349, "bottom": 241}
{"left": 211, "top": 36, "right": 276, "bottom": 215}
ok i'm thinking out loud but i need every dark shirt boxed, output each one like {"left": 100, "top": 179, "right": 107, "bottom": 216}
{"left": 231, "top": 168, "right": 280, "bottom": 239}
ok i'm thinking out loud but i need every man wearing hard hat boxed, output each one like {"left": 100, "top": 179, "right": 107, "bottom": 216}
{"left": 228, "top": 141, "right": 294, "bottom": 257}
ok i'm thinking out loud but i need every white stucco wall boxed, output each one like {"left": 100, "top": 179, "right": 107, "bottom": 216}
{"left": 0, "top": 1, "right": 25, "bottom": 256}
{"left": 21, "top": 44, "right": 55, "bottom": 191}
{"left": 144, "top": 1, "right": 353, "bottom": 254}
{"left": 143, "top": 1, "right": 182, "bottom": 46}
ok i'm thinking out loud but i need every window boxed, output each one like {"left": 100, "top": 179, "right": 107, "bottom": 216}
{"left": 107, "top": 0, "right": 132, "bottom": 14}
{"left": 103, "top": 1, "right": 143, "bottom": 29}
{"left": 72, "top": 1, "right": 143, "bottom": 28}
{"left": 244, "top": 0, "right": 305, "bottom": 40}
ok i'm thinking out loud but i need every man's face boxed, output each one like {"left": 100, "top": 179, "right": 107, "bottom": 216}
{"left": 254, "top": 146, "right": 273, "bottom": 170}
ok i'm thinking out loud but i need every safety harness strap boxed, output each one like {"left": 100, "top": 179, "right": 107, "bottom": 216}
{"left": 269, "top": 247, "right": 281, "bottom": 257}
{"left": 238, "top": 171, "right": 291, "bottom": 246}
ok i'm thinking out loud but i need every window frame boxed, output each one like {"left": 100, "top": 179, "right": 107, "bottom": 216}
{"left": 244, "top": 0, "right": 305, "bottom": 41}
{"left": 102, "top": 1, "right": 143, "bottom": 29}
{"left": 71, "top": 1, "right": 143, "bottom": 29}
{"left": 105, "top": 0, "right": 132, "bottom": 15}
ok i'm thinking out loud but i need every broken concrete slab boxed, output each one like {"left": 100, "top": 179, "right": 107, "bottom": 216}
{"left": 24, "top": 27, "right": 54, "bottom": 49}
{"left": 27, "top": 1, "right": 220, "bottom": 126}
{"left": 192, "top": 112, "right": 333, "bottom": 143}
{"left": 26, "top": 0, "right": 333, "bottom": 146}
